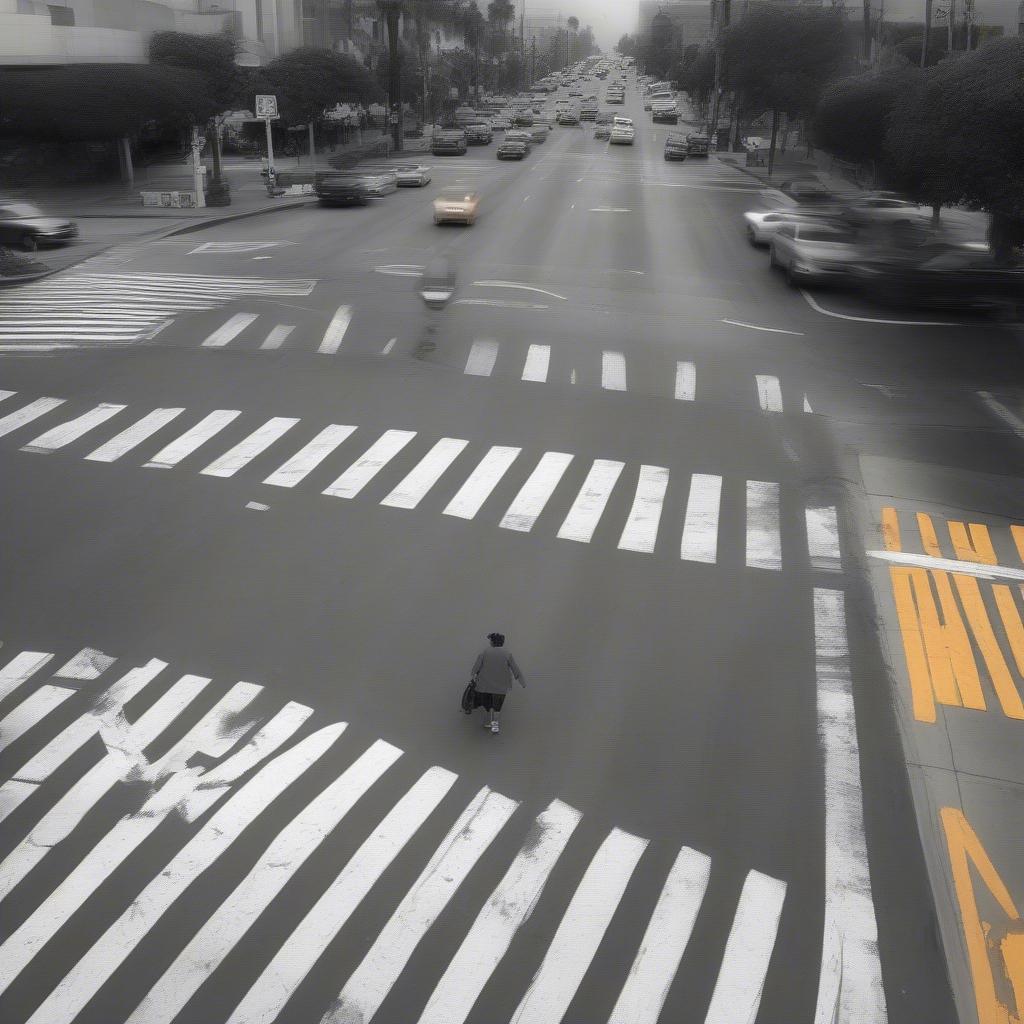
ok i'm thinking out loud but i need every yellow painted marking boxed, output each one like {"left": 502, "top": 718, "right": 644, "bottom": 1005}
{"left": 994, "top": 585, "right": 1024, "bottom": 677}
{"left": 917, "top": 512, "right": 943, "bottom": 557}
{"left": 950, "top": 521, "right": 998, "bottom": 565}
{"left": 940, "top": 807, "right": 1024, "bottom": 1024}
{"left": 881, "top": 506, "right": 902, "bottom": 552}
{"left": 933, "top": 572, "right": 987, "bottom": 710}
{"left": 1012, "top": 525, "right": 1024, "bottom": 563}
{"left": 954, "top": 575, "right": 1024, "bottom": 719}
{"left": 890, "top": 568, "right": 937, "bottom": 722}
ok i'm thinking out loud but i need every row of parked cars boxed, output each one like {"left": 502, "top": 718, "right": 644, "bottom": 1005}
{"left": 745, "top": 182, "right": 1024, "bottom": 316}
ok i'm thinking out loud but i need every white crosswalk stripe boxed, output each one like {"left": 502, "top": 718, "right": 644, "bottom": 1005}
{"left": 0, "top": 683, "right": 76, "bottom": 752}
{"left": 746, "top": 480, "right": 782, "bottom": 570}
{"left": 0, "top": 642, "right": 798, "bottom": 1024}
{"left": 500, "top": 451, "right": 574, "bottom": 532}
{"left": 263, "top": 424, "right": 358, "bottom": 488}
{"left": 0, "top": 397, "right": 66, "bottom": 439}
{"left": 602, "top": 349, "right": 627, "bottom": 390}
{"left": 443, "top": 445, "right": 521, "bottom": 519}
{"left": 557, "top": 459, "right": 624, "bottom": 543}
{"left": 0, "top": 649, "right": 54, "bottom": 702}
{"left": 756, "top": 374, "right": 784, "bottom": 413}
{"left": 201, "top": 416, "right": 299, "bottom": 477}
{"left": 144, "top": 409, "right": 242, "bottom": 469}
{"left": 324, "top": 429, "right": 417, "bottom": 499}
{"left": 85, "top": 408, "right": 185, "bottom": 462}
{"left": 675, "top": 361, "right": 696, "bottom": 401}
{"left": 261, "top": 323, "right": 295, "bottom": 349}
{"left": 21, "top": 402, "right": 126, "bottom": 453}
{"left": 806, "top": 504, "right": 843, "bottom": 571}
{"left": 618, "top": 465, "right": 669, "bottom": 553}
{"left": 381, "top": 437, "right": 468, "bottom": 509}
{"left": 320, "top": 305, "right": 354, "bottom": 354}
{"left": 465, "top": 338, "right": 499, "bottom": 376}
{"left": 680, "top": 473, "right": 723, "bottom": 563}
{"left": 202, "top": 312, "right": 260, "bottom": 347}
{"left": 522, "top": 343, "right": 551, "bottom": 381}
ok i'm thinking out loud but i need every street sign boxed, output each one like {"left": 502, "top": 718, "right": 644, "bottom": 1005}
{"left": 255, "top": 94, "right": 279, "bottom": 119}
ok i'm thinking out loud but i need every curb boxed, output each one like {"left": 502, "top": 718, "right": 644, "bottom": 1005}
{"left": 0, "top": 267, "right": 56, "bottom": 287}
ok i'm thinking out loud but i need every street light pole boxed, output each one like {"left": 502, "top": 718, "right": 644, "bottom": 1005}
{"left": 377, "top": 0, "right": 404, "bottom": 152}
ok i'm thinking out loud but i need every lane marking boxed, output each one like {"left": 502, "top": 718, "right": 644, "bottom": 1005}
{"left": 263, "top": 424, "right": 357, "bottom": 489}
{"left": 0, "top": 650, "right": 54, "bottom": 704}
{"left": 0, "top": 397, "right": 67, "bottom": 438}
{"left": 704, "top": 871, "right": 788, "bottom": 1024}
{"left": 746, "top": 481, "right": 782, "bottom": 570}
{"left": 806, "top": 505, "right": 842, "bottom": 571}
{"left": 374, "top": 265, "right": 424, "bottom": 277}
{"left": 465, "top": 339, "right": 499, "bottom": 376}
{"left": 510, "top": 828, "right": 648, "bottom": 1024}
{"left": 681, "top": 474, "right": 723, "bottom": 564}
{"left": 382, "top": 337, "right": 397, "bottom": 354}
{"left": 977, "top": 390, "right": 1024, "bottom": 441}
{"left": 21, "top": 403, "right": 125, "bottom": 454}
{"left": 869, "top": 548, "right": 1024, "bottom": 582}
{"left": 323, "top": 429, "right": 417, "bottom": 499}
{"left": 320, "top": 305, "right": 353, "bottom": 354}
{"left": 557, "top": 459, "right": 625, "bottom": 544}
{"left": 675, "top": 361, "right": 696, "bottom": 401}
{"left": 602, "top": 350, "right": 627, "bottom": 391}
{"left": 522, "top": 343, "right": 551, "bottom": 381}
{"left": 85, "top": 408, "right": 184, "bottom": 462}
{"left": 454, "top": 298, "right": 549, "bottom": 310}
{"left": 0, "top": 686, "right": 76, "bottom": 753}
{"left": 755, "top": 374, "right": 784, "bottom": 413}
{"left": 813, "top": 588, "right": 887, "bottom": 1024}
{"left": 443, "top": 446, "right": 521, "bottom": 519}
{"left": 500, "top": 451, "right": 574, "bottom": 532}
{"left": 722, "top": 318, "right": 804, "bottom": 336}
{"left": 618, "top": 465, "right": 669, "bottom": 554}
{"left": 201, "top": 417, "right": 299, "bottom": 478}
{"left": 472, "top": 281, "right": 568, "bottom": 301}
{"left": 803, "top": 394, "right": 814, "bottom": 413}
{"left": 800, "top": 289, "right": 955, "bottom": 326}
{"left": 202, "top": 312, "right": 259, "bottom": 347}
{"left": 144, "top": 410, "right": 242, "bottom": 469}
{"left": 381, "top": 437, "right": 468, "bottom": 509}
{"left": 261, "top": 324, "right": 294, "bottom": 350}
{"left": 589, "top": 207, "right": 631, "bottom": 212}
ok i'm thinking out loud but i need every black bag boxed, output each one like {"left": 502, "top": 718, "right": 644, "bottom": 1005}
{"left": 461, "top": 681, "right": 476, "bottom": 714}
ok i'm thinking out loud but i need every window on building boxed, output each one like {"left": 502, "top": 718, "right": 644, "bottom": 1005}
{"left": 255, "top": 0, "right": 263, "bottom": 42}
{"left": 48, "top": 5, "right": 75, "bottom": 25}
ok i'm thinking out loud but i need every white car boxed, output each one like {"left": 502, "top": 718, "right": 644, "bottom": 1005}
{"left": 610, "top": 123, "right": 635, "bottom": 145}
{"left": 744, "top": 208, "right": 834, "bottom": 245}
{"left": 391, "top": 164, "right": 432, "bottom": 187}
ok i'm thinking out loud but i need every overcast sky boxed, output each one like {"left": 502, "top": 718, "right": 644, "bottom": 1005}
{"left": 519, "top": 1, "right": 639, "bottom": 50}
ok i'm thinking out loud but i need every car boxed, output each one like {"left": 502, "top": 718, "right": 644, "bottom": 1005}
{"left": 390, "top": 163, "right": 432, "bottom": 187}
{"left": 594, "top": 123, "right": 612, "bottom": 140}
{"left": 529, "top": 124, "right": 549, "bottom": 144}
{"left": 595, "top": 111, "right": 613, "bottom": 124}
{"left": 314, "top": 172, "right": 368, "bottom": 206}
{"left": 568, "top": 87, "right": 582, "bottom": 97}
{"left": 841, "top": 194, "right": 927, "bottom": 226}
{"left": 743, "top": 208, "right": 838, "bottom": 245}
{"left": 580, "top": 103, "right": 599, "bottom": 121}
{"left": 554, "top": 98, "right": 570, "bottom": 109}
{"left": 513, "top": 110, "right": 534, "bottom": 127}
{"left": 497, "top": 139, "right": 528, "bottom": 160}
{"left": 504, "top": 129, "right": 533, "bottom": 151}
{"left": 431, "top": 130, "right": 468, "bottom": 155}
{"left": 464, "top": 123, "right": 493, "bottom": 145}
{"left": 769, "top": 178, "right": 837, "bottom": 204}
{"left": 557, "top": 108, "right": 580, "bottom": 125}
{"left": 652, "top": 104, "right": 679, "bottom": 124}
{"left": 769, "top": 222, "right": 861, "bottom": 286}
{"left": 433, "top": 187, "right": 481, "bottom": 225}
{"left": 685, "top": 133, "right": 710, "bottom": 156}
{"left": 356, "top": 169, "right": 399, "bottom": 196}
{"left": 610, "top": 123, "right": 635, "bottom": 145}
{"left": 664, "top": 134, "right": 688, "bottom": 160}
{"left": 490, "top": 116, "right": 512, "bottom": 131}
{"left": 0, "top": 202, "right": 78, "bottom": 250}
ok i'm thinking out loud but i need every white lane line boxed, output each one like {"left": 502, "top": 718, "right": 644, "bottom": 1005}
{"left": 608, "top": 845, "right": 712, "bottom": 1024}
{"left": 465, "top": 339, "right": 499, "bottom": 376}
{"left": 0, "top": 650, "right": 54, "bottom": 703}
{"left": 84, "top": 408, "right": 185, "bottom": 462}
{"left": 21, "top": 723, "right": 344, "bottom": 1024}
{"left": 201, "top": 417, "right": 299, "bottom": 478}
{"left": 419, "top": 799, "right": 583, "bottom": 1024}
{"left": 261, "top": 324, "right": 295, "bottom": 350}
{"left": 443, "top": 446, "right": 521, "bottom": 519}
{"left": 618, "top": 465, "right": 669, "bottom": 554}
{"left": 144, "top": 410, "right": 242, "bottom": 469}
{"left": 381, "top": 437, "right": 468, "bottom": 509}
{"left": 703, "top": 870, "right": 787, "bottom": 1024}
{"left": 557, "top": 459, "right": 624, "bottom": 544}
{"left": 977, "top": 389, "right": 1024, "bottom": 441}
{"left": 745, "top": 480, "right": 782, "bottom": 570}
{"left": 0, "top": 673, "right": 214, "bottom": 902}
{"left": 680, "top": 473, "right": 723, "bottom": 563}
{"left": 54, "top": 647, "right": 114, "bottom": 679}
{"left": 0, "top": 389, "right": 16, "bottom": 402}
{"left": 125, "top": 740, "right": 403, "bottom": 1024}
{"left": 813, "top": 588, "right": 887, "bottom": 1024}
{"left": 589, "top": 207, "right": 632, "bottom": 213}
{"left": 800, "top": 289, "right": 955, "bottom": 326}
{"left": 21, "top": 403, "right": 125, "bottom": 453}
{"left": 0, "top": 397, "right": 66, "bottom": 438}
{"left": 806, "top": 505, "right": 842, "bottom": 572}
{"left": 374, "top": 266, "right": 424, "bottom": 277}
{"left": 0, "top": 685, "right": 75, "bottom": 753}
{"left": 721, "top": 318, "right": 805, "bottom": 336}
{"left": 263, "top": 424, "right": 357, "bottom": 488}
{"left": 382, "top": 337, "right": 398, "bottom": 354}
{"left": 803, "top": 394, "right": 814, "bottom": 413}
{"left": 511, "top": 828, "right": 648, "bottom": 1024}
{"left": 675, "top": 361, "right": 696, "bottom": 401}
{"left": 0, "top": 659, "right": 166, "bottom": 824}
{"left": 323, "top": 788, "right": 519, "bottom": 1024}
{"left": 756, "top": 374, "right": 784, "bottom": 413}
{"left": 202, "top": 312, "right": 260, "bottom": 347}
{"left": 602, "top": 350, "right": 627, "bottom": 391}
{"left": 227, "top": 768, "right": 457, "bottom": 1024}
{"left": 472, "top": 281, "right": 569, "bottom": 301}
{"left": 323, "top": 429, "right": 417, "bottom": 499}
{"left": 500, "top": 452, "right": 574, "bottom": 532}
{"left": 522, "top": 343, "right": 551, "bottom": 382}
{"left": 867, "top": 548, "right": 1024, "bottom": 582}
{"left": 319, "top": 305, "right": 353, "bottom": 354}
{"left": 454, "top": 298, "right": 549, "bottom": 310}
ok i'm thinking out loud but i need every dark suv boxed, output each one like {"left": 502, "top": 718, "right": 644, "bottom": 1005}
{"left": 431, "top": 130, "right": 468, "bottom": 155}
{"left": 314, "top": 172, "right": 368, "bottom": 206}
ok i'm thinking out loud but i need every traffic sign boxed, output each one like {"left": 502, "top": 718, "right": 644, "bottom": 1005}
{"left": 255, "top": 94, "right": 279, "bottom": 119}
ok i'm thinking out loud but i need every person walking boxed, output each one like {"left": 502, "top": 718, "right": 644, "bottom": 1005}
{"left": 470, "top": 632, "right": 526, "bottom": 734}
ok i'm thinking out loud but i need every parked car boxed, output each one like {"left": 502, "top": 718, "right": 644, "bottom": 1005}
{"left": 610, "top": 121, "right": 635, "bottom": 145}
{"left": 0, "top": 202, "right": 78, "bottom": 250}
{"left": 664, "top": 134, "right": 688, "bottom": 161}
{"left": 431, "top": 130, "right": 468, "bottom": 155}
{"left": 769, "top": 222, "right": 860, "bottom": 286}
{"left": 491, "top": 116, "right": 512, "bottom": 131}
{"left": 841, "top": 194, "right": 927, "bottom": 226}
{"left": 513, "top": 110, "right": 535, "bottom": 127}
{"left": 464, "top": 123, "right": 493, "bottom": 145}
{"left": 390, "top": 164, "right": 432, "bottom": 187}
{"left": 505, "top": 129, "right": 533, "bottom": 151}
{"left": 314, "top": 172, "right": 368, "bottom": 206}
{"left": 497, "top": 139, "right": 528, "bottom": 160}
{"left": 594, "top": 122, "right": 612, "bottom": 140}
{"left": 433, "top": 187, "right": 481, "bottom": 225}
{"left": 652, "top": 104, "right": 679, "bottom": 124}
{"left": 529, "top": 124, "right": 550, "bottom": 144}
{"left": 685, "top": 133, "right": 710, "bottom": 156}
{"left": 557, "top": 108, "right": 581, "bottom": 125}
{"left": 580, "top": 102, "right": 599, "bottom": 121}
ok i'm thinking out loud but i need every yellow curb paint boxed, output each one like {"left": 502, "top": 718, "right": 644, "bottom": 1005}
{"left": 881, "top": 506, "right": 902, "bottom": 552}
{"left": 940, "top": 807, "right": 1024, "bottom": 1024}
{"left": 949, "top": 521, "right": 998, "bottom": 565}
{"left": 917, "top": 512, "right": 943, "bottom": 557}
{"left": 890, "top": 567, "right": 938, "bottom": 723}
{"left": 994, "top": 585, "right": 1024, "bottom": 677}
{"left": 1012, "top": 525, "right": 1024, "bottom": 563}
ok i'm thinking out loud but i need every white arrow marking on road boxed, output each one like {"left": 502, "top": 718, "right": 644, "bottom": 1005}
{"left": 471, "top": 281, "right": 568, "bottom": 300}
{"left": 722, "top": 318, "right": 804, "bottom": 336}
{"left": 867, "top": 549, "right": 1024, "bottom": 582}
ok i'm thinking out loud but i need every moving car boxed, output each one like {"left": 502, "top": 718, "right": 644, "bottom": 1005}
{"left": 431, "top": 130, "right": 468, "bottom": 155}
{"left": 0, "top": 202, "right": 78, "bottom": 250}
{"left": 497, "top": 139, "right": 528, "bottom": 160}
{"left": 769, "top": 222, "right": 860, "bottom": 286}
{"left": 314, "top": 172, "right": 368, "bottom": 206}
{"left": 580, "top": 102, "right": 599, "bottom": 121}
{"left": 686, "top": 133, "right": 710, "bottom": 156}
{"left": 651, "top": 102, "right": 679, "bottom": 124}
{"left": 390, "top": 164, "right": 432, "bottom": 187}
{"left": 491, "top": 116, "right": 512, "bottom": 131}
{"left": 529, "top": 124, "right": 550, "bottom": 144}
{"left": 768, "top": 178, "right": 837, "bottom": 204}
{"left": 743, "top": 208, "right": 837, "bottom": 245}
{"left": 557, "top": 107, "right": 580, "bottom": 125}
{"left": 513, "top": 110, "right": 535, "bottom": 127}
{"left": 594, "top": 122, "right": 612, "bottom": 140}
{"left": 841, "top": 193, "right": 926, "bottom": 225}
{"left": 664, "top": 134, "right": 688, "bottom": 160}
{"left": 350, "top": 169, "right": 398, "bottom": 196}
{"left": 610, "top": 120, "right": 635, "bottom": 145}
{"left": 464, "top": 123, "right": 493, "bottom": 145}
{"left": 433, "top": 187, "right": 481, "bottom": 225}
{"left": 505, "top": 129, "right": 533, "bottom": 151}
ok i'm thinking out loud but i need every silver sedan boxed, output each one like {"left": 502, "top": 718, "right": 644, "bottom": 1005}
{"left": 392, "top": 164, "right": 432, "bottom": 187}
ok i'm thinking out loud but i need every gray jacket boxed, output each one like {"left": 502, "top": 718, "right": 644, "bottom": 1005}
{"left": 471, "top": 647, "right": 526, "bottom": 695}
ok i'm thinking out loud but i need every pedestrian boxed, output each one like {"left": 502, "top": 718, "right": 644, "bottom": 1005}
{"left": 470, "top": 632, "right": 526, "bottom": 734}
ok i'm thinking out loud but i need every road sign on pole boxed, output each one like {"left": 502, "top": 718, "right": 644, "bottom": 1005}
{"left": 255, "top": 94, "right": 279, "bottom": 119}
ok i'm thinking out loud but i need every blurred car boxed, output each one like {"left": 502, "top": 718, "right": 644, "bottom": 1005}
{"left": 557, "top": 108, "right": 581, "bottom": 125}
{"left": 610, "top": 121, "right": 635, "bottom": 145}
{"left": 0, "top": 202, "right": 78, "bottom": 250}
{"left": 357, "top": 169, "right": 399, "bottom": 196}
{"left": 841, "top": 194, "right": 926, "bottom": 225}
{"left": 643, "top": 96, "right": 654, "bottom": 110}
{"left": 770, "top": 178, "right": 836, "bottom": 204}
{"left": 529, "top": 124, "right": 550, "bottom": 144}
{"left": 314, "top": 172, "right": 368, "bottom": 206}
{"left": 464, "top": 123, "right": 493, "bottom": 145}
{"left": 594, "top": 122, "right": 612, "bottom": 140}
{"left": 744, "top": 208, "right": 837, "bottom": 245}
{"left": 491, "top": 116, "right": 512, "bottom": 131}
{"left": 580, "top": 102, "right": 599, "bottom": 121}
{"left": 513, "top": 110, "right": 535, "bottom": 127}
{"left": 497, "top": 139, "right": 528, "bottom": 160}
{"left": 433, "top": 187, "right": 481, "bottom": 225}
{"left": 569, "top": 87, "right": 583, "bottom": 97}
{"left": 391, "top": 164, "right": 432, "bottom": 187}
{"left": 664, "top": 134, "right": 688, "bottom": 161}
{"left": 652, "top": 103, "right": 679, "bottom": 124}
{"left": 505, "top": 129, "right": 533, "bottom": 151}
{"left": 769, "top": 222, "right": 860, "bottom": 286}
{"left": 685, "top": 133, "right": 710, "bottom": 156}
{"left": 431, "top": 130, "right": 468, "bottom": 155}
{"left": 595, "top": 111, "right": 613, "bottom": 124}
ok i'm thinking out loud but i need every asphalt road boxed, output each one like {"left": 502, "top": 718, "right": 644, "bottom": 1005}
{"left": 2, "top": 74, "right": 1021, "bottom": 1024}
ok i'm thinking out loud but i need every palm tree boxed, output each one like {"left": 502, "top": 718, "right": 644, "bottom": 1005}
{"left": 567, "top": 15, "right": 579, "bottom": 64}
{"left": 487, "top": 0, "right": 515, "bottom": 87}
{"left": 462, "top": 5, "right": 486, "bottom": 101}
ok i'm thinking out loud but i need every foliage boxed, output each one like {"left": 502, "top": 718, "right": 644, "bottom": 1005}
{"left": 674, "top": 46, "right": 716, "bottom": 111}
{"left": 375, "top": 45, "right": 425, "bottom": 102}
{"left": 148, "top": 31, "right": 244, "bottom": 124}
{"left": 616, "top": 34, "right": 638, "bottom": 57}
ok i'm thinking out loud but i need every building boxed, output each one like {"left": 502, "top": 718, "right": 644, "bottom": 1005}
{"left": 638, "top": 0, "right": 714, "bottom": 48}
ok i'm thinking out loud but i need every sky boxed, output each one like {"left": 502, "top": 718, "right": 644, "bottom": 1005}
{"left": 519, "top": 1, "right": 639, "bottom": 50}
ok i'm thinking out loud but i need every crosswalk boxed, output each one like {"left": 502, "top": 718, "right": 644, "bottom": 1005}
{"left": 0, "top": 389, "right": 844, "bottom": 571}
{"left": 0, "top": 641, "right": 791, "bottom": 1024}
{"left": 0, "top": 272, "right": 316, "bottom": 346}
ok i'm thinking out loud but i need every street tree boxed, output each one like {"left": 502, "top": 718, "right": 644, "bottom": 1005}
{"left": 885, "top": 37, "right": 1024, "bottom": 254}
{"left": 567, "top": 16, "right": 579, "bottom": 63}
{"left": 616, "top": 34, "right": 638, "bottom": 57}
{"left": 723, "top": 6, "right": 851, "bottom": 174}
{"left": 462, "top": 5, "right": 486, "bottom": 100}
{"left": 675, "top": 45, "right": 716, "bottom": 117}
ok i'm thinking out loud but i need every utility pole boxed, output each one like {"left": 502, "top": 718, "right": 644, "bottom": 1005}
{"left": 921, "top": 0, "right": 933, "bottom": 65}
{"left": 531, "top": 35, "right": 536, "bottom": 86}
{"left": 863, "top": 0, "right": 872, "bottom": 59}
{"left": 708, "top": 0, "right": 730, "bottom": 146}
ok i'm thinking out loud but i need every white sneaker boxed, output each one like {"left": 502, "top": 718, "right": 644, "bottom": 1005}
{"left": 491, "top": 721, "right": 500, "bottom": 734}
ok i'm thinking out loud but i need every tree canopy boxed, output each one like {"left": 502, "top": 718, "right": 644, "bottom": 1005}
{"left": 616, "top": 33, "right": 638, "bottom": 57}
{"left": 148, "top": 31, "right": 244, "bottom": 125}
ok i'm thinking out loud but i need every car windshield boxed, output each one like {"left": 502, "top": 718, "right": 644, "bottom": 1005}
{"left": 1, "top": 203, "right": 44, "bottom": 218}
